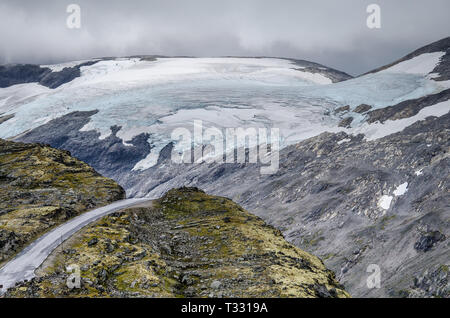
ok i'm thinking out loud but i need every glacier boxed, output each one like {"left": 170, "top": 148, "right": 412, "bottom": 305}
{"left": 0, "top": 55, "right": 449, "bottom": 171}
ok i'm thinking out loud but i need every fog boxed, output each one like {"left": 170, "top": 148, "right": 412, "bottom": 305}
{"left": 1, "top": 0, "right": 449, "bottom": 75}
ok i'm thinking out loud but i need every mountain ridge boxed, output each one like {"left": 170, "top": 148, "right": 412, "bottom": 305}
{"left": 0, "top": 55, "right": 352, "bottom": 90}
{"left": 3, "top": 187, "right": 350, "bottom": 298}
{"left": 363, "top": 36, "right": 450, "bottom": 80}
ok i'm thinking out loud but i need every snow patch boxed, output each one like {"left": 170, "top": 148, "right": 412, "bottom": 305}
{"left": 337, "top": 138, "right": 351, "bottom": 145}
{"left": 0, "top": 83, "right": 50, "bottom": 116}
{"left": 355, "top": 99, "right": 450, "bottom": 141}
{"left": 393, "top": 182, "right": 408, "bottom": 196}
{"left": 378, "top": 195, "right": 393, "bottom": 210}
{"left": 381, "top": 52, "right": 446, "bottom": 76}
{"left": 132, "top": 140, "right": 168, "bottom": 171}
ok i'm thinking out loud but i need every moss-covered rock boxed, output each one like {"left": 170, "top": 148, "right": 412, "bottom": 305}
{"left": 6, "top": 187, "right": 349, "bottom": 298}
{"left": 0, "top": 139, "right": 125, "bottom": 265}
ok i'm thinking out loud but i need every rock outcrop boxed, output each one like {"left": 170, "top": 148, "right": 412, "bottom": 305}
{"left": 99, "top": 110, "right": 447, "bottom": 298}
{"left": 0, "top": 61, "right": 99, "bottom": 89}
{"left": 0, "top": 139, "right": 125, "bottom": 265}
{"left": 4, "top": 188, "right": 349, "bottom": 298}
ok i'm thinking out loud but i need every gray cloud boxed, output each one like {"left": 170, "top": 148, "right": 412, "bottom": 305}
{"left": 1, "top": 0, "right": 449, "bottom": 75}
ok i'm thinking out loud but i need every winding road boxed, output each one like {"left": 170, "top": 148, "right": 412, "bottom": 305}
{"left": 0, "top": 198, "right": 152, "bottom": 295}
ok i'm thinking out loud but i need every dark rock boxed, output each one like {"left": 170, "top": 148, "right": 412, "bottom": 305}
{"left": 353, "top": 104, "right": 372, "bottom": 113}
{"left": 414, "top": 231, "right": 445, "bottom": 252}
{"left": 314, "top": 284, "right": 336, "bottom": 298}
{"left": 289, "top": 59, "right": 353, "bottom": 83}
{"left": 0, "top": 61, "right": 100, "bottom": 89}
{"left": 367, "top": 88, "right": 450, "bottom": 123}
{"left": 126, "top": 113, "right": 450, "bottom": 298}
{"left": 210, "top": 280, "right": 222, "bottom": 289}
{"left": 0, "top": 64, "right": 50, "bottom": 88}
{"left": 0, "top": 114, "right": 14, "bottom": 124}
{"left": 133, "top": 251, "right": 147, "bottom": 261}
{"left": 97, "top": 269, "right": 108, "bottom": 282}
{"left": 88, "top": 238, "right": 99, "bottom": 247}
{"left": 338, "top": 117, "right": 354, "bottom": 128}
{"left": 105, "top": 242, "right": 116, "bottom": 253}
{"left": 334, "top": 105, "right": 350, "bottom": 114}
{"left": 38, "top": 61, "right": 98, "bottom": 89}
{"left": 17, "top": 110, "right": 152, "bottom": 179}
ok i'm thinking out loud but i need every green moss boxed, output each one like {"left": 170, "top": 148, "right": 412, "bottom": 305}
{"left": 6, "top": 187, "right": 350, "bottom": 298}
{"left": 439, "top": 264, "right": 449, "bottom": 273}
{"left": 0, "top": 139, "right": 125, "bottom": 264}
{"left": 379, "top": 215, "right": 396, "bottom": 230}
{"left": 321, "top": 253, "right": 338, "bottom": 261}
{"left": 302, "top": 230, "right": 325, "bottom": 247}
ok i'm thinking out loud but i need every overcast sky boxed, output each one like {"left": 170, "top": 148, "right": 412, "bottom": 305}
{"left": 0, "top": 0, "right": 449, "bottom": 75}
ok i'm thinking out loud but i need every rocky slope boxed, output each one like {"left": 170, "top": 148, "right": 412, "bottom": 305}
{"left": 121, "top": 110, "right": 448, "bottom": 298}
{"left": 4, "top": 188, "right": 349, "bottom": 298}
{"left": 0, "top": 139, "right": 125, "bottom": 265}
{"left": 0, "top": 61, "right": 99, "bottom": 89}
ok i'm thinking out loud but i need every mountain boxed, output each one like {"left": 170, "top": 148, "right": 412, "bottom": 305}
{"left": 0, "top": 139, "right": 125, "bottom": 265}
{"left": 364, "top": 36, "right": 450, "bottom": 81}
{"left": 0, "top": 56, "right": 354, "bottom": 176}
{"left": 0, "top": 37, "right": 449, "bottom": 297}
{"left": 145, "top": 113, "right": 448, "bottom": 298}
{"left": 0, "top": 56, "right": 351, "bottom": 90}
{"left": 0, "top": 61, "right": 99, "bottom": 89}
{"left": 4, "top": 187, "right": 349, "bottom": 298}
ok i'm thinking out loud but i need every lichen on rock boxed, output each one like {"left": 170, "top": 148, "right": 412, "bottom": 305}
{"left": 0, "top": 139, "right": 125, "bottom": 265}
{"left": 5, "top": 187, "right": 349, "bottom": 298}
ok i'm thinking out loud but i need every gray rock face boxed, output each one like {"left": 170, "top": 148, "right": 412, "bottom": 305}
{"left": 288, "top": 58, "right": 353, "bottom": 83}
{"left": 414, "top": 231, "right": 446, "bottom": 252}
{"left": 38, "top": 61, "right": 98, "bottom": 89}
{"left": 0, "top": 114, "right": 14, "bottom": 124}
{"left": 367, "top": 88, "right": 450, "bottom": 123}
{"left": 138, "top": 113, "right": 448, "bottom": 298}
{"left": 334, "top": 105, "right": 350, "bottom": 114}
{"left": 0, "top": 64, "right": 50, "bottom": 88}
{"left": 338, "top": 117, "right": 354, "bottom": 128}
{"left": 18, "top": 110, "right": 152, "bottom": 180}
{"left": 408, "top": 264, "right": 449, "bottom": 298}
{"left": 353, "top": 104, "right": 372, "bottom": 114}
{"left": 0, "top": 61, "right": 99, "bottom": 89}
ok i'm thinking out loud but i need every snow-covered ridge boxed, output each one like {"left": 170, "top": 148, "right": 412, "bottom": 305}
{"left": 68, "top": 57, "right": 335, "bottom": 87}
{"left": 379, "top": 51, "right": 446, "bottom": 76}
{"left": 41, "top": 59, "right": 101, "bottom": 72}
